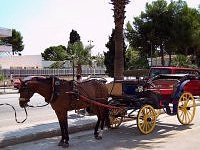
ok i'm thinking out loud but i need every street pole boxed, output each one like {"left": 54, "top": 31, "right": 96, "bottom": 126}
{"left": 88, "top": 40, "right": 93, "bottom": 56}
{"left": 88, "top": 40, "right": 93, "bottom": 46}
{"left": 72, "top": 56, "right": 75, "bottom": 81}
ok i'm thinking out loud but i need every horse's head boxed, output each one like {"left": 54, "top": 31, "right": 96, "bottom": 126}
{"left": 18, "top": 78, "right": 35, "bottom": 108}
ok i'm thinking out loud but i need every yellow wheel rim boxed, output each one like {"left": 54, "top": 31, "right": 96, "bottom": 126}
{"left": 137, "top": 105, "right": 157, "bottom": 134}
{"left": 109, "top": 109, "right": 123, "bottom": 129}
{"left": 177, "top": 92, "right": 196, "bottom": 125}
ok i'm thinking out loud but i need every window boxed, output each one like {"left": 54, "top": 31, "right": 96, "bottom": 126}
{"left": 149, "top": 68, "right": 171, "bottom": 77}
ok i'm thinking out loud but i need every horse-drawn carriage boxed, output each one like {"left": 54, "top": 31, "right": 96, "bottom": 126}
{"left": 16, "top": 72, "right": 200, "bottom": 147}
{"left": 106, "top": 73, "right": 200, "bottom": 134}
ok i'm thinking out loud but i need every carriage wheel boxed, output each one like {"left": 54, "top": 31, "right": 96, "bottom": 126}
{"left": 137, "top": 105, "right": 157, "bottom": 134}
{"left": 109, "top": 108, "right": 124, "bottom": 129}
{"left": 177, "top": 92, "right": 196, "bottom": 125}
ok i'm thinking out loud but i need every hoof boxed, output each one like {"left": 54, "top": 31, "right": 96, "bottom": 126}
{"left": 62, "top": 142, "right": 69, "bottom": 148}
{"left": 95, "top": 135, "right": 102, "bottom": 140}
{"left": 58, "top": 140, "right": 69, "bottom": 148}
{"left": 58, "top": 140, "right": 64, "bottom": 146}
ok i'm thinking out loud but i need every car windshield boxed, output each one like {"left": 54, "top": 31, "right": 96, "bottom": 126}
{"left": 149, "top": 68, "right": 171, "bottom": 77}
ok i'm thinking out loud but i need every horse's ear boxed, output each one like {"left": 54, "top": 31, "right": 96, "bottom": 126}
{"left": 19, "top": 78, "right": 23, "bottom": 83}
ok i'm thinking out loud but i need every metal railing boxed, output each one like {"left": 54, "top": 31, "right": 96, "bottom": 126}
{"left": 0, "top": 68, "right": 106, "bottom": 78}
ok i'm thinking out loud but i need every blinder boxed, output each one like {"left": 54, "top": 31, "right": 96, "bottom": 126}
{"left": 19, "top": 81, "right": 32, "bottom": 103}
{"left": 19, "top": 97, "right": 27, "bottom": 102}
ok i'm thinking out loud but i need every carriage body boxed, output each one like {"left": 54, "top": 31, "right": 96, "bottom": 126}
{"left": 107, "top": 73, "right": 200, "bottom": 134}
{"left": 106, "top": 79, "right": 157, "bottom": 109}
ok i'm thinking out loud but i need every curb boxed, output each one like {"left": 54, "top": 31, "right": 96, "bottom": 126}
{"left": 0, "top": 122, "right": 96, "bottom": 148}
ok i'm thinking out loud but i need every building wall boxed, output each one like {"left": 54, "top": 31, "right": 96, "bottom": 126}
{"left": 0, "top": 55, "right": 72, "bottom": 69}
{"left": 0, "top": 55, "right": 43, "bottom": 69}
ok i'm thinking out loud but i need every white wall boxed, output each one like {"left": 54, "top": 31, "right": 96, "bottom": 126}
{"left": 0, "top": 55, "right": 43, "bottom": 69}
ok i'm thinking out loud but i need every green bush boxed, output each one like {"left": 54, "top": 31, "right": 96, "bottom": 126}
{"left": 0, "top": 74, "right": 4, "bottom": 81}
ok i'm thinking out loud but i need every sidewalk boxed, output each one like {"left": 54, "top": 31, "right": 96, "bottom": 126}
{"left": 0, "top": 111, "right": 97, "bottom": 148}
{"left": 0, "top": 87, "right": 18, "bottom": 95}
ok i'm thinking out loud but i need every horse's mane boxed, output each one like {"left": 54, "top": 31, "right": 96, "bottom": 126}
{"left": 22, "top": 76, "right": 73, "bottom": 84}
{"left": 22, "top": 76, "right": 47, "bottom": 82}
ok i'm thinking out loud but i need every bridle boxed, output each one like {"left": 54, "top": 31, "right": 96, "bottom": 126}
{"left": 19, "top": 79, "right": 49, "bottom": 107}
{"left": 19, "top": 81, "right": 32, "bottom": 106}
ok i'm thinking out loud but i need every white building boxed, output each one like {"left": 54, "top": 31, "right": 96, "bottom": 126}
{"left": 0, "top": 54, "right": 73, "bottom": 69}
{"left": 0, "top": 55, "right": 44, "bottom": 69}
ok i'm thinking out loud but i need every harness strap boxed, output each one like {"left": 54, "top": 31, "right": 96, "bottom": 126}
{"left": 49, "top": 76, "right": 55, "bottom": 103}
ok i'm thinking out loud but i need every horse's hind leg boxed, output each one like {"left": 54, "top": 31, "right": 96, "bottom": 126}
{"left": 98, "top": 117, "right": 105, "bottom": 140}
{"left": 96, "top": 109, "right": 110, "bottom": 140}
{"left": 94, "top": 118, "right": 101, "bottom": 139}
{"left": 94, "top": 116, "right": 105, "bottom": 140}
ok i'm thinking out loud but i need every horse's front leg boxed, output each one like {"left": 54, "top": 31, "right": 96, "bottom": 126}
{"left": 55, "top": 111, "right": 69, "bottom": 148}
{"left": 94, "top": 116, "right": 105, "bottom": 140}
{"left": 98, "top": 115, "right": 106, "bottom": 140}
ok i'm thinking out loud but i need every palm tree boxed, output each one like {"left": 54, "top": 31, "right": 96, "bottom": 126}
{"left": 93, "top": 53, "right": 105, "bottom": 67}
{"left": 110, "top": 0, "right": 130, "bottom": 80}
{"left": 68, "top": 41, "right": 93, "bottom": 75}
{"left": 172, "top": 54, "right": 192, "bottom": 67}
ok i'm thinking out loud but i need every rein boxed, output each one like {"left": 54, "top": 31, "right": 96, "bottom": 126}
{"left": 0, "top": 103, "right": 28, "bottom": 123}
{"left": 0, "top": 102, "right": 49, "bottom": 124}
{"left": 27, "top": 103, "right": 49, "bottom": 108}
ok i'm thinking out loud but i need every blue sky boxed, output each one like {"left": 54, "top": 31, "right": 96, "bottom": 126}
{"left": 0, "top": 0, "right": 199, "bottom": 56}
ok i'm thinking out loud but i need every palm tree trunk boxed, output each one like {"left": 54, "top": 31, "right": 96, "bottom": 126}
{"left": 160, "top": 44, "right": 165, "bottom": 66}
{"left": 114, "top": 23, "right": 124, "bottom": 80}
{"left": 111, "top": 0, "right": 129, "bottom": 80}
{"left": 76, "top": 63, "right": 82, "bottom": 75}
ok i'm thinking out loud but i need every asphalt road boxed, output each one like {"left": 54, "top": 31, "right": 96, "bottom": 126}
{"left": 0, "top": 92, "right": 57, "bottom": 130}
{"left": 2, "top": 105, "right": 200, "bottom": 150}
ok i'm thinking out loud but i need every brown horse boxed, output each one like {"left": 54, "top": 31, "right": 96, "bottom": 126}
{"left": 18, "top": 76, "right": 110, "bottom": 148}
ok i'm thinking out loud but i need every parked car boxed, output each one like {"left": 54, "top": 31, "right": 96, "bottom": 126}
{"left": 148, "top": 66, "right": 199, "bottom": 78}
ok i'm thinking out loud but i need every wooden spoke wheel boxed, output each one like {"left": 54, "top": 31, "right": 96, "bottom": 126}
{"left": 177, "top": 92, "right": 196, "bottom": 125}
{"left": 109, "top": 108, "right": 124, "bottom": 129}
{"left": 137, "top": 105, "right": 157, "bottom": 134}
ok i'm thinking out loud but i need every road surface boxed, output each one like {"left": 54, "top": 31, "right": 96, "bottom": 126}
{"left": 0, "top": 93, "right": 58, "bottom": 130}
{"left": 2, "top": 105, "right": 200, "bottom": 150}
